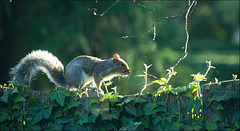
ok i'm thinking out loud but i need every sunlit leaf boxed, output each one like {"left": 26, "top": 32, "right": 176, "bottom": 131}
{"left": 89, "top": 98, "right": 100, "bottom": 105}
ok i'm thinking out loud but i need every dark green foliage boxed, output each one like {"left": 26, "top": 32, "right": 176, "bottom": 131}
{"left": 0, "top": 81, "right": 239, "bottom": 130}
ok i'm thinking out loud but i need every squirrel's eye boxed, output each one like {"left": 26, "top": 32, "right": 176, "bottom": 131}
{"left": 120, "top": 63, "right": 125, "bottom": 68}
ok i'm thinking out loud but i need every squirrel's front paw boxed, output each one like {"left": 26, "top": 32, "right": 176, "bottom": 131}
{"left": 87, "top": 87, "right": 104, "bottom": 97}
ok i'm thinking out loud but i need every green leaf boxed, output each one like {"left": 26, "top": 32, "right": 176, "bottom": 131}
{"left": 56, "top": 118, "right": 69, "bottom": 125}
{"left": 12, "top": 104, "right": 20, "bottom": 110}
{"left": 54, "top": 110, "right": 62, "bottom": 119}
{"left": 213, "top": 114, "right": 222, "bottom": 122}
{"left": 174, "top": 122, "right": 183, "bottom": 128}
{"left": 183, "top": 89, "right": 194, "bottom": 100}
{"left": 28, "top": 98, "right": 41, "bottom": 107}
{"left": 205, "top": 86, "right": 210, "bottom": 90}
{"left": 124, "top": 97, "right": 134, "bottom": 103}
{"left": 100, "top": 92, "right": 113, "bottom": 102}
{"left": 59, "top": 88, "right": 71, "bottom": 97}
{"left": 141, "top": 115, "right": 149, "bottom": 128}
{"left": 101, "top": 113, "right": 118, "bottom": 121}
{"left": 153, "top": 116, "right": 162, "bottom": 126}
{"left": 144, "top": 103, "right": 167, "bottom": 115}
{"left": 165, "top": 114, "right": 175, "bottom": 123}
{"left": 11, "top": 87, "right": 19, "bottom": 94}
{"left": 89, "top": 98, "right": 100, "bottom": 105}
{"left": 49, "top": 89, "right": 65, "bottom": 106}
{"left": 125, "top": 103, "right": 137, "bottom": 116}
{"left": 78, "top": 112, "right": 89, "bottom": 125}
{"left": 90, "top": 108, "right": 109, "bottom": 118}
{"left": 166, "top": 125, "right": 179, "bottom": 130}
{"left": 14, "top": 93, "right": 26, "bottom": 103}
{"left": 0, "top": 111, "right": 8, "bottom": 123}
{"left": 174, "top": 86, "right": 188, "bottom": 93}
{"left": 133, "top": 97, "right": 148, "bottom": 104}
{"left": 67, "top": 100, "right": 80, "bottom": 110}
{"left": 216, "top": 103, "right": 224, "bottom": 110}
{"left": 32, "top": 108, "right": 52, "bottom": 125}
{"left": 211, "top": 87, "right": 239, "bottom": 102}
{"left": 205, "top": 121, "right": 217, "bottom": 130}
{"left": 0, "top": 91, "right": 10, "bottom": 103}
{"left": 147, "top": 78, "right": 167, "bottom": 86}
{"left": 190, "top": 84, "right": 199, "bottom": 93}
{"left": 88, "top": 114, "right": 96, "bottom": 123}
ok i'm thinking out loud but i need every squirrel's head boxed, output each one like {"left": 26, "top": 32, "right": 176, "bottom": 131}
{"left": 113, "top": 54, "right": 130, "bottom": 76}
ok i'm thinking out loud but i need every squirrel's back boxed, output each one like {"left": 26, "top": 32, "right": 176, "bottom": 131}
{"left": 9, "top": 50, "right": 66, "bottom": 86}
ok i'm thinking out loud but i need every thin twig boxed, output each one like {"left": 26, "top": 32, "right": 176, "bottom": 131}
{"left": 135, "top": 0, "right": 186, "bottom": 11}
{"left": 89, "top": 0, "right": 120, "bottom": 16}
{"left": 170, "top": 0, "right": 196, "bottom": 69}
{"left": 122, "top": 8, "right": 187, "bottom": 39}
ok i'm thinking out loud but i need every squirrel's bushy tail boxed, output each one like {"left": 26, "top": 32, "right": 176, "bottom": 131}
{"left": 9, "top": 50, "right": 67, "bottom": 87}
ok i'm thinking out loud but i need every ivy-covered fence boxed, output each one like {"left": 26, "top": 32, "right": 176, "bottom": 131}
{"left": 0, "top": 79, "right": 239, "bottom": 130}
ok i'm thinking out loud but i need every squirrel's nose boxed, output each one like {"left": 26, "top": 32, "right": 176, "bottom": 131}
{"left": 123, "top": 70, "right": 130, "bottom": 75}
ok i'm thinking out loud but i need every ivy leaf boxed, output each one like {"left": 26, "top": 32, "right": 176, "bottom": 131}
{"left": 54, "top": 110, "right": 62, "bottom": 119}
{"left": 213, "top": 114, "right": 222, "bottom": 122}
{"left": 124, "top": 97, "right": 134, "bottom": 104}
{"left": 59, "top": 88, "right": 71, "bottom": 97}
{"left": 174, "top": 86, "right": 188, "bottom": 93}
{"left": 165, "top": 114, "right": 175, "bottom": 123}
{"left": 89, "top": 98, "right": 100, "bottom": 105}
{"left": 190, "top": 84, "right": 199, "bottom": 93}
{"left": 144, "top": 103, "right": 167, "bottom": 115}
{"left": 12, "top": 104, "right": 20, "bottom": 110}
{"left": 0, "top": 110, "right": 8, "bottom": 123}
{"left": 125, "top": 103, "right": 137, "bottom": 116}
{"left": 133, "top": 97, "right": 148, "bottom": 104}
{"left": 101, "top": 113, "right": 118, "bottom": 121}
{"left": 32, "top": 107, "right": 52, "bottom": 125}
{"left": 14, "top": 93, "right": 26, "bottom": 103}
{"left": 90, "top": 108, "right": 109, "bottom": 118}
{"left": 153, "top": 116, "right": 162, "bottom": 126}
{"left": 0, "top": 91, "right": 10, "bottom": 103}
{"left": 216, "top": 103, "right": 224, "bottom": 110}
{"left": 141, "top": 115, "right": 149, "bottom": 128}
{"left": 88, "top": 115, "right": 96, "bottom": 123}
{"left": 100, "top": 92, "right": 113, "bottom": 102}
{"left": 211, "top": 87, "right": 239, "bottom": 102}
{"left": 56, "top": 118, "right": 69, "bottom": 125}
{"left": 78, "top": 112, "right": 89, "bottom": 125}
{"left": 183, "top": 89, "right": 194, "bottom": 100}
{"left": 205, "top": 121, "right": 217, "bottom": 130}
{"left": 67, "top": 100, "right": 80, "bottom": 110}
{"left": 11, "top": 87, "right": 19, "bottom": 94}
{"left": 49, "top": 89, "right": 65, "bottom": 106}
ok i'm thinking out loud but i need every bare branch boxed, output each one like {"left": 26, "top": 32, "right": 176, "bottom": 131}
{"left": 121, "top": 8, "right": 187, "bottom": 39}
{"left": 88, "top": 0, "right": 120, "bottom": 16}
{"left": 170, "top": 0, "right": 197, "bottom": 69}
{"left": 134, "top": 0, "right": 186, "bottom": 11}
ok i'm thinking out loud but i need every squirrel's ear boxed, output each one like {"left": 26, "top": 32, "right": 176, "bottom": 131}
{"left": 114, "top": 54, "right": 120, "bottom": 60}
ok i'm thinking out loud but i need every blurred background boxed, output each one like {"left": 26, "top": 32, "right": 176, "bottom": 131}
{"left": 1, "top": 1, "right": 239, "bottom": 95}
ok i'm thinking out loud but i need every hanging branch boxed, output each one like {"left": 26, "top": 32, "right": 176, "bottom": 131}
{"left": 170, "top": 0, "right": 196, "bottom": 69}
{"left": 134, "top": 0, "right": 186, "bottom": 11}
{"left": 164, "top": 0, "right": 197, "bottom": 82}
{"left": 121, "top": 8, "right": 187, "bottom": 39}
{"left": 88, "top": 0, "right": 120, "bottom": 16}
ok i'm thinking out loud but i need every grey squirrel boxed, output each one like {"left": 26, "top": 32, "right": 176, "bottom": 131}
{"left": 9, "top": 50, "right": 130, "bottom": 94}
